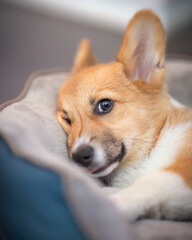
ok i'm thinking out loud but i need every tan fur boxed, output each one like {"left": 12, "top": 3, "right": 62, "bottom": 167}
{"left": 57, "top": 10, "right": 192, "bottom": 189}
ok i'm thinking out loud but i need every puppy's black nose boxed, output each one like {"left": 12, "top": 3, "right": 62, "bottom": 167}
{"left": 72, "top": 145, "right": 94, "bottom": 167}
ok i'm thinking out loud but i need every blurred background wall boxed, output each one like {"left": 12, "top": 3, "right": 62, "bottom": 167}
{"left": 1, "top": 0, "right": 192, "bottom": 104}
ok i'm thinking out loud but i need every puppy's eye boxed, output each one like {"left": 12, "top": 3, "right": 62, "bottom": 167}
{"left": 63, "top": 117, "right": 71, "bottom": 125}
{"left": 95, "top": 99, "right": 114, "bottom": 114}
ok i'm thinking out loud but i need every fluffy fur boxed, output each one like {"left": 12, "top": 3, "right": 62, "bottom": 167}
{"left": 57, "top": 10, "right": 192, "bottom": 221}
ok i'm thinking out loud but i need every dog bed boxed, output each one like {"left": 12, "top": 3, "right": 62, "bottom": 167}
{"left": 0, "top": 58, "right": 192, "bottom": 240}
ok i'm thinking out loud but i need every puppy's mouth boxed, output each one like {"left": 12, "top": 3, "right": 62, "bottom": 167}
{"left": 88, "top": 143, "right": 125, "bottom": 177}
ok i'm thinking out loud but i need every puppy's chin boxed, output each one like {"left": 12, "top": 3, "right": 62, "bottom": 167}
{"left": 89, "top": 161, "right": 120, "bottom": 177}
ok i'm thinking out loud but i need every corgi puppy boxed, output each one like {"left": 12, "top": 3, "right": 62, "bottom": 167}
{"left": 57, "top": 10, "right": 192, "bottom": 221}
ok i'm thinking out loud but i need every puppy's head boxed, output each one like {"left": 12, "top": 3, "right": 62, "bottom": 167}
{"left": 57, "top": 10, "right": 172, "bottom": 177}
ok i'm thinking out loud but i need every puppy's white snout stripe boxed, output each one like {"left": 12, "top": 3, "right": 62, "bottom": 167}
{"left": 72, "top": 137, "right": 90, "bottom": 153}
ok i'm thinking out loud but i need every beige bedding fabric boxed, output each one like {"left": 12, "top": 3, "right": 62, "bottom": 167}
{"left": 0, "top": 59, "right": 192, "bottom": 240}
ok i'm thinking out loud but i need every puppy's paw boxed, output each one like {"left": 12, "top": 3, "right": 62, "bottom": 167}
{"left": 110, "top": 191, "right": 144, "bottom": 222}
{"left": 110, "top": 189, "right": 163, "bottom": 222}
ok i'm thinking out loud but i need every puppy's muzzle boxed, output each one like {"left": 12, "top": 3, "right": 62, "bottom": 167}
{"left": 72, "top": 145, "right": 94, "bottom": 167}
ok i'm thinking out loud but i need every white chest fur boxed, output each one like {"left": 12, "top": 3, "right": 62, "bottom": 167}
{"left": 107, "top": 122, "right": 192, "bottom": 188}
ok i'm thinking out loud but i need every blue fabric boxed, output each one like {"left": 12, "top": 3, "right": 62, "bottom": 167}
{"left": 0, "top": 136, "right": 86, "bottom": 240}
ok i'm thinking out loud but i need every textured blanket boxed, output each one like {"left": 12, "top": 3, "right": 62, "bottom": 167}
{"left": 0, "top": 59, "right": 192, "bottom": 240}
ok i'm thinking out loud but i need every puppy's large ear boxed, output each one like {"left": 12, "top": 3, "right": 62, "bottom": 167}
{"left": 116, "top": 10, "right": 165, "bottom": 85}
{"left": 73, "top": 39, "right": 97, "bottom": 73}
